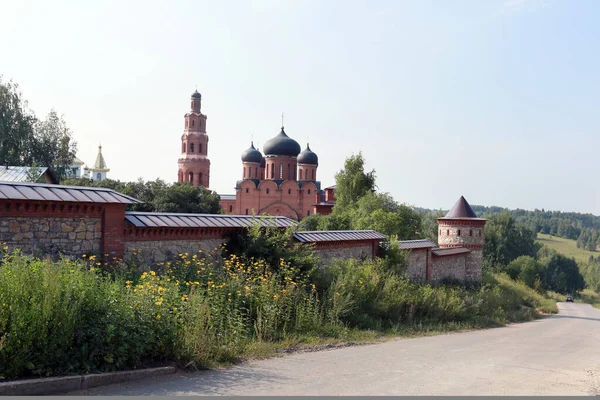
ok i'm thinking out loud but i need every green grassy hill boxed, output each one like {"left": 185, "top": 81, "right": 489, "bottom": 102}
{"left": 536, "top": 233, "right": 597, "bottom": 264}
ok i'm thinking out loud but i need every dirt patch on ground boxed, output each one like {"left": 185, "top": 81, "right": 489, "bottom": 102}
{"left": 274, "top": 340, "right": 379, "bottom": 355}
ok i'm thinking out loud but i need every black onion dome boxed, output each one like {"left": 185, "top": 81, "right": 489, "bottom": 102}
{"left": 263, "top": 127, "right": 301, "bottom": 157}
{"left": 241, "top": 142, "right": 263, "bottom": 163}
{"left": 297, "top": 144, "right": 318, "bottom": 166}
{"left": 191, "top": 90, "right": 201, "bottom": 99}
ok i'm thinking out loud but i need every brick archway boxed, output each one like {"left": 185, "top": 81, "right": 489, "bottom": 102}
{"left": 260, "top": 202, "right": 299, "bottom": 221}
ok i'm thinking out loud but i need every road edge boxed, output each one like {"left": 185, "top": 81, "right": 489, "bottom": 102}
{"left": 0, "top": 366, "right": 177, "bottom": 395}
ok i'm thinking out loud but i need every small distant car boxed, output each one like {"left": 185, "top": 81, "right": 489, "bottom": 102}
{"left": 566, "top": 296, "right": 574, "bottom": 302}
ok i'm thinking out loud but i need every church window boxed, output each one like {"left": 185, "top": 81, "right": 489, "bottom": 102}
{"left": 288, "top": 188, "right": 291, "bottom": 194}
{"left": 299, "top": 169, "right": 303, "bottom": 180}
{"left": 307, "top": 210, "right": 310, "bottom": 216}
{"left": 439, "top": 229, "right": 442, "bottom": 235}
{"left": 245, "top": 208, "right": 249, "bottom": 215}
{"left": 308, "top": 189, "right": 311, "bottom": 195}
{"left": 190, "top": 143, "right": 195, "bottom": 153}
{"left": 229, "top": 205, "right": 233, "bottom": 212}
{"left": 288, "top": 164, "right": 291, "bottom": 180}
{"left": 312, "top": 169, "right": 315, "bottom": 180}
{"left": 271, "top": 164, "right": 274, "bottom": 179}
{"left": 189, "top": 172, "right": 194, "bottom": 183}
{"left": 244, "top": 167, "right": 246, "bottom": 178}
{"left": 192, "top": 120, "right": 195, "bottom": 127}
{"left": 182, "top": 143, "right": 186, "bottom": 153}
{"left": 266, "top": 188, "right": 270, "bottom": 194}
{"left": 305, "top": 169, "right": 308, "bottom": 179}
{"left": 199, "top": 144, "right": 203, "bottom": 153}
{"left": 185, "top": 120, "right": 188, "bottom": 128}
{"left": 245, "top": 188, "right": 249, "bottom": 193}
{"left": 279, "top": 163, "right": 283, "bottom": 179}
{"left": 199, "top": 173, "right": 203, "bottom": 185}
{"left": 96, "top": 173, "right": 101, "bottom": 181}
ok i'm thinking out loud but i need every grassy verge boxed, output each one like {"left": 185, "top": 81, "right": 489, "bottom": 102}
{"left": 0, "top": 251, "right": 559, "bottom": 379}
{"left": 575, "top": 289, "right": 600, "bottom": 309}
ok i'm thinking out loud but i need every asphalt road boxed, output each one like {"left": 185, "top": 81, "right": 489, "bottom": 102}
{"left": 70, "top": 302, "right": 600, "bottom": 396}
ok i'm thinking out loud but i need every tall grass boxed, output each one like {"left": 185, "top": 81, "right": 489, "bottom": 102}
{"left": 0, "top": 249, "right": 558, "bottom": 380}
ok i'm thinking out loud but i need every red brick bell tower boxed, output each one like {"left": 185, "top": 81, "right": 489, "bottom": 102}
{"left": 177, "top": 90, "right": 210, "bottom": 188}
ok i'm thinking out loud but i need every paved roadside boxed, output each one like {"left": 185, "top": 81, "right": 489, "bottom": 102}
{"left": 68, "top": 303, "right": 600, "bottom": 396}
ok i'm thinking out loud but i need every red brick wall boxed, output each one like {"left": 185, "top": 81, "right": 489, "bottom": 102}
{"left": 102, "top": 204, "right": 125, "bottom": 261}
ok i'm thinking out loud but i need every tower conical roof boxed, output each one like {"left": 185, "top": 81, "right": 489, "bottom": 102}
{"left": 92, "top": 145, "right": 110, "bottom": 172}
{"left": 444, "top": 196, "right": 478, "bottom": 218}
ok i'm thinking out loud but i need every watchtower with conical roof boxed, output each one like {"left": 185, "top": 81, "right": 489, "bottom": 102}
{"left": 437, "top": 196, "right": 487, "bottom": 281}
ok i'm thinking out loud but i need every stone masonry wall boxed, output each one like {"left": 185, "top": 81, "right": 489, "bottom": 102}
{"left": 124, "top": 238, "right": 226, "bottom": 265}
{"left": 314, "top": 244, "right": 373, "bottom": 265}
{"left": 466, "top": 251, "right": 483, "bottom": 281}
{"left": 406, "top": 248, "right": 428, "bottom": 282}
{"left": 0, "top": 216, "right": 101, "bottom": 258}
{"left": 430, "top": 254, "right": 467, "bottom": 282}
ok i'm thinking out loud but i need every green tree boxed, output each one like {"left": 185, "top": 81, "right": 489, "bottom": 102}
{"left": 506, "top": 255, "right": 544, "bottom": 288}
{"left": 483, "top": 213, "right": 539, "bottom": 270}
{"left": 30, "top": 110, "right": 77, "bottom": 181}
{"left": 298, "top": 213, "right": 324, "bottom": 231}
{"left": 0, "top": 77, "right": 76, "bottom": 175}
{"left": 0, "top": 77, "right": 36, "bottom": 166}
{"left": 350, "top": 192, "right": 422, "bottom": 239}
{"left": 332, "top": 152, "right": 376, "bottom": 210}
{"left": 225, "top": 221, "right": 317, "bottom": 275}
{"left": 540, "top": 253, "right": 585, "bottom": 294}
{"left": 62, "top": 178, "right": 221, "bottom": 214}
{"left": 153, "top": 182, "right": 221, "bottom": 213}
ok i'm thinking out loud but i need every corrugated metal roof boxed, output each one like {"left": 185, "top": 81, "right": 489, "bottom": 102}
{"left": 125, "top": 212, "right": 297, "bottom": 229}
{"left": 431, "top": 247, "right": 471, "bottom": 257}
{"left": 0, "top": 166, "right": 48, "bottom": 182}
{"left": 399, "top": 239, "right": 437, "bottom": 249}
{"left": 0, "top": 182, "right": 142, "bottom": 204}
{"left": 219, "top": 194, "right": 236, "bottom": 201}
{"left": 293, "top": 230, "right": 385, "bottom": 243}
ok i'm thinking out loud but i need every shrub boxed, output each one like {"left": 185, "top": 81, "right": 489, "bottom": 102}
{"left": 0, "top": 252, "right": 182, "bottom": 379}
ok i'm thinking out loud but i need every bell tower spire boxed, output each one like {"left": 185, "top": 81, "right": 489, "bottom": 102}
{"left": 177, "top": 89, "right": 210, "bottom": 188}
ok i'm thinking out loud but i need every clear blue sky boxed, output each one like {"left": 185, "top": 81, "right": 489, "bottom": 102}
{"left": 2, "top": 0, "right": 599, "bottom": 214}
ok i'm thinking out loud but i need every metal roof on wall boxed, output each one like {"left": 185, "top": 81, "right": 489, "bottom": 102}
{"left": 0, "top": 166, "right": 48, "bottom": 183}
{"left": 125, "top": 212, "right": 297, "bottom": 229}
{"left": 399, "top": 239, "right": 437, "bottom": 249}
{"left": 0, "top": 182, "right": 142, "bottom": 204}
{"left": 431, "top": 247, "right": 471, "bottom": 257}
{"left": 293, "top": 230, "right": 385, "bottom": 243}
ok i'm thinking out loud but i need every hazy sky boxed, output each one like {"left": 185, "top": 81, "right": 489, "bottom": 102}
{"left": 2, "top": 0, "right": 599, "bottom": 214}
